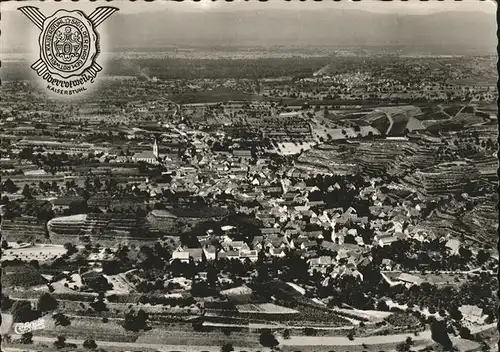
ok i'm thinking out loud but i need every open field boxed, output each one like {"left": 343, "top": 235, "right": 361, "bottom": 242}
{"left": 19, "top": 311, "right": 434, "bottom": 350}
{"left": 7, "top": 329, "right": 438, "bottom": 352}
{"left": 2, "top": 244, "right": 67, "bottom": 262}
{"left": 33, "top": 316, "right": 141, "bottom": 343}
{"left": 7, "top": 335, "right": 265, "bottom": 352}
{"left": 3, "top": 342, "right": 160, "bottom": 352}
{"left": 136, "top": 329, "right": 262, "bottom": 347}
{"left": 280, "top": 340, "right": 433, "bottom": 352}
{"left": 168, "top": 91, "right": 266, "bottom": 104}
{"left": 279, "top": 329, "right": 431, "bottom": 347}
{"left": 0, "top": 313, "right": 14, "bottom": 335}
{"left": 333, "top": 308, "right": 392, "bottom": 322}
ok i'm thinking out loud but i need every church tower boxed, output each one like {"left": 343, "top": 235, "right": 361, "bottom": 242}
{"left": 153, "top": 137, "right": 159, "bottom": 160}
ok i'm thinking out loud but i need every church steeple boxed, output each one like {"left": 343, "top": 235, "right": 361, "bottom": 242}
{"left": 153, "top": 137, "right": 159, "bottom": 160}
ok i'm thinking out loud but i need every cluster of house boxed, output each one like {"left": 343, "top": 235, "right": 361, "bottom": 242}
{"left": 164, "top": 172, "right": 437, "bottom": 284}
{"left": 172, "top": 228, "right": 260, "bottom": 264}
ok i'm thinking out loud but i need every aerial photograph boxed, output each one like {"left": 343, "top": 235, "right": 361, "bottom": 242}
{"left": 0, "top": 1, "right": 498, "bottom": 352}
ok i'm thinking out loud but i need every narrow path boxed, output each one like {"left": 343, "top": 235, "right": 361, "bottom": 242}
{"left": 373, "top": 110, "right": 394, "bottom": 135}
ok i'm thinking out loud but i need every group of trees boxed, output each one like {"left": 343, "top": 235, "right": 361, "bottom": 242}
{"left": 54, "top": 336, "right": 77, "bottom": 349}
{"left": 367, "top": 271, "right": 496, "bottom": 323}
{"left": 18, "top": 334, "right": 97, "bottom": 350}
{"left": 16, "top": 147, "right": 101, "bottom": 174}
{"left": 10, "top": 300, "right": 41, "bottom": 323}
{"left": 259, "top": 329, "right": 279, "bottom": 349}
{"left": 123, "top": 309, "right": 150, "bottom": 332}
{"left": 109, "top": 56, "right": 330, "bottom": 80}
{"left": 371, "top": 237, "right": 493, "bottom": 272}
{"left": 220, "top": 343, "right": 234, "bottom": 352}
{"left": 38, "top": 293, "right": 59, "bottom": 312}
{"left": 437, "top": 137, "right": 497, "bottom": 162}
{"left": 396, "top": 337, "right": 414, "bottom": 352}
{"left": 3, "top": 178, "right": 20, "bottom": 194}
{"left": 6, "top": 293, "right": 66, "bottom": 325}
{"left": 2, "top": 198, "right": 55, "bottom": 221}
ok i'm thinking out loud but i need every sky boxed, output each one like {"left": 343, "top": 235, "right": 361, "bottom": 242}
{"left": 1, "top": 0, "right": 497, "bottom": 14}
{"left": 1, "top": 0, "right": 496, "bottom": 55}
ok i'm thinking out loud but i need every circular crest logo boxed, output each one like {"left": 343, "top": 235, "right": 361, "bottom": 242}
{"left": 39, "top": 10, "right": 98, "bottom": 79}
{"left": 19, "top": 6, "right": 118, "bottom": 96}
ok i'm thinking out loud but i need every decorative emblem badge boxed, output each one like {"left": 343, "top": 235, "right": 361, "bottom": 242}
{"left": 18, "top": 6, "right": 118, "bottom": 95}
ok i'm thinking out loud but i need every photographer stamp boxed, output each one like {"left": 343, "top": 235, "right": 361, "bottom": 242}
{"left": 19, "top": 6, "right": 118, "bottom": 95}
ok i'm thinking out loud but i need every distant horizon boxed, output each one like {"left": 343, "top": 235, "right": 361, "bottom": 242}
{"left": 2, "top": 1, "right": 496, "bottom": 55}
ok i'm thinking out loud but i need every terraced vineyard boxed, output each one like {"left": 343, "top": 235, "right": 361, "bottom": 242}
{"left": 296, "top": 144, "right": 359, "bottom": 175}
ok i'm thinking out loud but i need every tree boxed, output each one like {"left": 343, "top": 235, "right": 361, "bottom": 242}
{"left": 83, "top": 339, "right": 98, "bottom": 349}
{"left": 54, "top": 313, "right": 71, "bottom": 327}
{"left": 11, "top": 300, "right": 36, "bottom": 323}
{"left": 18, "top": 147, "right": 34, "bottom": 160}
{"left": 22, "top": 185, "right": 33, "bottom": 199}
{"left": 37, "top": 293, "right": 58, "bottom": 312}
{"left": 91, "top": 299, "right": 109, "bottom": 312}
{"left": 449, "top": 306, "right": 463, "bottom": 321}
{"left": 64, "top": 243, "right": 78, "bottom": 255}
{"left": 54, "top": 336, "right": 67, "bottom": 349}
{"left": 3, "top": 200, "right": 22, "bottom": 219}
{"left": 221, "top": 343, "right": 234, "bottom": 352}
{"left": 123, "top": 309, "right": 149, "bottom": 331}
{"left": 480, "top": 342, "right": 491, "bottom": 352}
{"left": 1, "top": 294, "right": 13, "bottom": 311}
{"left": 1, "top": 240, "right": 9, "bottom": 250}
{"left": 37, "top": 202, "right": 55, "bottom": 221}
{"left": 304, "top": 327, "right": 317, "bottom": 336}
{"left": 396, "top": 342, "right": 410, "bottom": 352}
{"left": 191, "top": 281, "right": 214, "bottom": 297}
{"left": 259, "top": 329, "right": 279, "bottom": 348}
{"left": 477, "top": 249, "right": 491, "bottom": 265}
{"left": 29, "top": 260, "right": 40, "bottom": 269}
{"left": 192, "top": 321, "right": 204, "bottom": 332}
{"left": 377, "top": 300, "right": 389, "bottom": 311}
{"left": 68, "top": 199, "right": 88, "bottom": 215}
{"left": 20, "top": 332, "right": 33, "bottom": 344}
{"left": 459, "top": 326, "right": 471, "bottom": 339}
{"left": 283, "top": 328, "right": 290, "bottom": 339}
{"left": 4, "top": 179, "right": 19, "bottom": 193}
{"left": 86, "top": 275, "right": 112, "bottom": 292}
{"left": 430, "top": 319, "right": 453, "bottom": 350}
{"left": 484, "top": 314, "right": 494, "bottom": 324}
{"left": 93, "top": 178, "right": 102, "bottom": 190}
{"left": 102, "top": 260, "right": 122, "bottom": 275}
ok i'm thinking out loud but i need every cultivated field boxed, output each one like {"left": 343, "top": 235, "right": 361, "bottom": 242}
{"left": 2, "top": 243, "right": 67, "bottom": 262}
